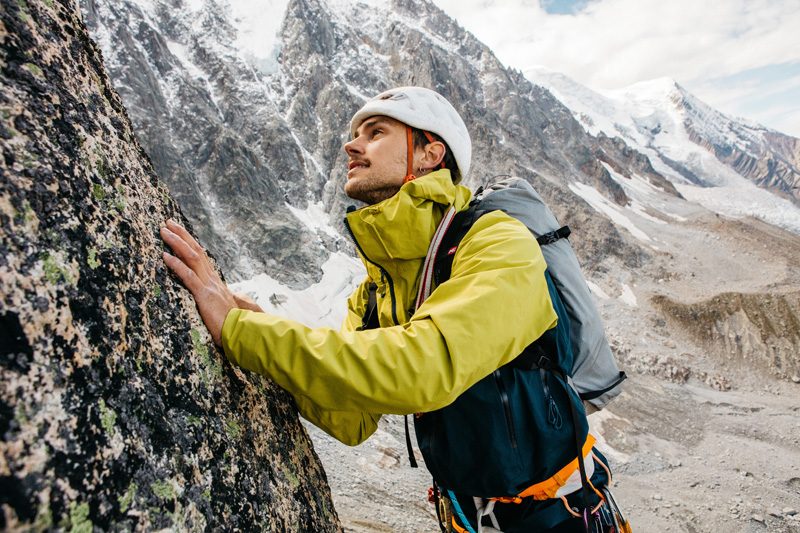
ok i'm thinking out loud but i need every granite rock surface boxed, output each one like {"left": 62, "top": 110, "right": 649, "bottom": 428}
{"left": 0, "top": 0, "right": 341, "bottom": 530}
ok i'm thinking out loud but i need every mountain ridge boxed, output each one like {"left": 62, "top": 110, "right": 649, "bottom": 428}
{"left": 525, "top": 65, "right": 800, "bottom": 217}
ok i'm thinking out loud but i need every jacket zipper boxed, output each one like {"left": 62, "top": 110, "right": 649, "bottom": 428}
{"left": 493, "top": 369, "right": 518, "bottom": 449}
{"left": 344, "top": 214, "right": 400, "bottom": 325}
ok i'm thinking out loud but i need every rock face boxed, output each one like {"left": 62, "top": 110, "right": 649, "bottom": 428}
{"left": 0, "top": 0, "right": 341, "bottom": 530}
{"left": 653, "top": 292, "right": 800, "bottom": 380}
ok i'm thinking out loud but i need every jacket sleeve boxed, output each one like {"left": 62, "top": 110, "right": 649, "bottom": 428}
{"left": 291, "top": 392, "right": 382, "bottom": 446}
{"left": 221, "top": 212, "right": 557, "bottom": 433}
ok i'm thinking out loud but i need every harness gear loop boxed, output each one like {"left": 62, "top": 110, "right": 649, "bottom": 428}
{"left": 474, "top": 498, "right": 501, "bottom": 533}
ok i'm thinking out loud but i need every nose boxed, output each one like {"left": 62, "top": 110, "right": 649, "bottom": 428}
{"left": 344, "top": 136, "right": 363, "bottom": 156}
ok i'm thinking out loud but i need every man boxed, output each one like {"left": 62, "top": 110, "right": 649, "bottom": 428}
{"left": 162, "top": 87, "right": 608, "bottom": 532}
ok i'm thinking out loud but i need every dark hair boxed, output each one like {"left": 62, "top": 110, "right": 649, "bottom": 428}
{"left": 411, "top": 128, "right": 459, "bottom": 179}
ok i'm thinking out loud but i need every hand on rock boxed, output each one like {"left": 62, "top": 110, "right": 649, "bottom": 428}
{"left": 160, "top": 219, "right": 236, "bottom": 346}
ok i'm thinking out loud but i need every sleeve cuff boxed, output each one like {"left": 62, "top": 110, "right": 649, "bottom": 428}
{"left": 221, "top": 307, "right": 246, "bottom": 362}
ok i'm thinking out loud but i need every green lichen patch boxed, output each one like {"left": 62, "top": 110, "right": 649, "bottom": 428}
{"left": 112, "top": 185, "right": 127, "bottom": 211}
{"left": 98, "top": 398, "right": 116, "bottom": 437}
{"left": 191, "top": 328, "right": 223, "bottom": 387}
{"left": 14, "top": 201, "right": 35, "bottom": 225}
{"left": 24, "top": 62, "right": 42, "bottom": 77}
{"left": 40, "top": 252, "right": 73, "bottom": 285}
{"left": 155, "top": 180, "right": 175, "bottom": 207}
{"left": 118, "top": 482, "right": 137, "bottom": 513}
{"left": 91, "top": 183, "right": 105, "bottom": 202}
{"left": 189, "top": 329, "right": 208, "bottom": 357}
{"left": 284, "top": 468, "right": 300, "bottom": 490}
{"left": 68, "top": 502, "right": 92, "bottom": 533}
{"left": 33, "top": 500, "right": 53, "bottom": 530}
{"left": 152, "top": 479, "right": 175, "bottom": 501}
{"left": 86, "top": 247, "right": 100, "bottom": 269}
{"left": 13, "top": 0, "right": 29, "bottom": 22}
{"left": 225, "top": 417, "right": 241, "bottom": 439}
{"left": 152, "top": 284, "right": 162, "bottom": 298}
{"left": 91, "top": 180, "right": 127, "bottom": 215}
{"left": 17, "top": 148, "right": 40, "bottom": 168}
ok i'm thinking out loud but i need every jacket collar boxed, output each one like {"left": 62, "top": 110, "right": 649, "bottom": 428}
{"left": 345, "top": 170, "right": 472, "bottom": 322}
{"left": 346, "top": 169, "right": 471, "bottom": 264}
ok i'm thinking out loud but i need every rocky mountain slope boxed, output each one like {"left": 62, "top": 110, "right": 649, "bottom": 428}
{"left": 76, "top": 0, "right": 800, "bottom": 532}
{"left": 0, "top": 0, "right": 340, "bottom": 530}
{"left": 82, "top": 0, "right": 680, "bottom": 283}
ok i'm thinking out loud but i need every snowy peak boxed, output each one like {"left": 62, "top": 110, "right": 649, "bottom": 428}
{"left": 525, "top": 66, "right": 800, "bottom": 232}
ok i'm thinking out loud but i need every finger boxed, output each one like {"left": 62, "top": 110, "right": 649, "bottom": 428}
{"left": 162, "top": 251, "right": 204, "bottom": 295}
{"left": 160, "top": 226, "right": 209, "bottom": 277}
{"left": 166, "top": 219, "right": 206, "bottom": 256}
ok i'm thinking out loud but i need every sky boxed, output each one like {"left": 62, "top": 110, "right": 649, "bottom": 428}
{"left": 429, "top": 0, "right": 800, "bottom": 138}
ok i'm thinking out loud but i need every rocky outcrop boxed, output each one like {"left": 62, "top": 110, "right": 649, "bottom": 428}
{"left": 593, "top": 132, "right": 682, "bottom": 199}
{"left": 652, "top": 292, "right": 800, "bottom": 380}
{"left": 80, "top": 0, "right": 332, "bottom": 288}
{"left": 686, "top": 123, "right": 800, "bottom": 205}
{"left": 0, "top": 0, "right": 341, "bottom": 530}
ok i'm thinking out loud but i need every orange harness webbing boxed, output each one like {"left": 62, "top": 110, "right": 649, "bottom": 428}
{"left": 403, "top": 128, "right": 445, "bottom": 184}
{"left": 403, "top": 126, "right": 415, "bottom": 184}
{"left": 491, "top": 434, "right": 597, "bottom": 504}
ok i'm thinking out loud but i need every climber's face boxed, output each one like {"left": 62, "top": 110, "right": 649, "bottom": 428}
{"left": 343, "top": 116, "right": 410, "bottom": 205}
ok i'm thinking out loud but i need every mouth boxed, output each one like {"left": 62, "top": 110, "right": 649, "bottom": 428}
{"left": 348, "top": 160, "right": 368, "bottom": 176}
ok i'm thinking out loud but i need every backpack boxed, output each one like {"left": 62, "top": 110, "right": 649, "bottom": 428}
{"left": 362, "top": 177, "right": 627, "bottom": 531}
{"left": 434, "top": 177, "right": 626, "bottom": 411}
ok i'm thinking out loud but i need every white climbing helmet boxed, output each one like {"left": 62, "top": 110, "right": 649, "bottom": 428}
{"left": 349, "top": 87, "right": 472, "bottom": 183}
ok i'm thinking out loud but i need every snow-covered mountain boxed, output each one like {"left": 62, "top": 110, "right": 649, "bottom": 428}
{"left": 82, "top": 0, "right": 678, "bottom": 287}
{"left": 524, "top": 66, "right": 800, "bottom": 233}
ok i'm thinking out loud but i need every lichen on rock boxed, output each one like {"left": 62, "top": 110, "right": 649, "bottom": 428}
{"left": 0, "top": 0, "right": 341, "bottom": 530}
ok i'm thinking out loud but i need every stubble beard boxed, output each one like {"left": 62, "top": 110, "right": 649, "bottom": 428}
{"left": 344, "top": 156, "right": 407, "bottom": 205}
{"left": 345, "top": 177, "right": 402, "bottom": 205}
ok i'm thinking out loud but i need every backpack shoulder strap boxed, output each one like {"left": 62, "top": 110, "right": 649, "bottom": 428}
{"left": 432, "top": 204, "right": 484, "bottom": 287}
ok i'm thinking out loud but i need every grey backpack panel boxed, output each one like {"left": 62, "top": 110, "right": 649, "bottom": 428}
{"left": 476, "top": 177, "right": 623, "bottom": 409}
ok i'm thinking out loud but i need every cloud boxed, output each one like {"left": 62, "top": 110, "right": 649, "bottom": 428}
{"left": 430, "top": 0, "right": 800, "bottom": 136}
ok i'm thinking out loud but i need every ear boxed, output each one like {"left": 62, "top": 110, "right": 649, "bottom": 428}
{"left": 416, "top": 141, "right": 445, "bottom": 174}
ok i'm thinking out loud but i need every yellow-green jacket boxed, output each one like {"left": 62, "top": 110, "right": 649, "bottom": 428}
{"left": 221, "top": 170, "right": 557, "bottom": 446}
